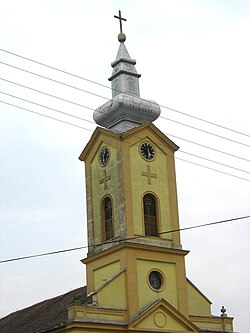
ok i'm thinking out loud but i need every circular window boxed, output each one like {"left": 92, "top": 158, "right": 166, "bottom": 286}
{"left": 149, "top": 271, "right": 163, "bottom": 290}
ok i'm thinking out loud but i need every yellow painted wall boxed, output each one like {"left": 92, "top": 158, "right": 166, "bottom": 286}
{"left": 93, "top": 261, "right": 120, "bottom": 290}
{"left": 193, "top": 320, "right": 223, "bottom": 329}
{"left": 187, "top": 280, "right": 211, "bottom": 316}
{"left": 77, "top": 125, "right": 235, "bottom": 332}
{"left": 83, "top": 125, "right": 181, "bottom": 250}
{"left": 130, "top": 138, "right": 172, "bottom": 240}
{"left": 96, "top": 272, "right": 127, "bottom": 309}
{"left": 137, "top": 259, "right": 178, "bottom": 310}
{"left": 191, "top": 315, "right": 233, "bottom": 332}
{"left": 136, "top": 310, "right": 189, "bottom": 331}
{"left": 91, "top": 141, "right": 120, "bottom": 244}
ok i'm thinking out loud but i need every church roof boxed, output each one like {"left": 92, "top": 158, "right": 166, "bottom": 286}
{"left": 0, "top": 284, "right": 233, "bottom": 333}
{"left": 0, "top": 286, "right": 86, "bottom": 333}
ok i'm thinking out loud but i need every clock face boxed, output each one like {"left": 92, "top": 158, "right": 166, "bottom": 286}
{"left": 99, "top": 147, "right": 110, "bottom": 166}
{"left": 140, "top": 142, "right": 155, "bottom": 160}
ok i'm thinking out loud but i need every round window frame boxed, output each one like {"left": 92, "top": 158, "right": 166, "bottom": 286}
{"left": 147, "top": 269, "right": 165, "bottom": 292}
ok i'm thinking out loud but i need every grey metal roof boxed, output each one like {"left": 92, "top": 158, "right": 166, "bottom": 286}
{"left": 93, "top": 37, "right": 161, "bottom": 133}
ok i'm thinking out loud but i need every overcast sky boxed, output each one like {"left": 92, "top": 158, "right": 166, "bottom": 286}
{"left": 0, "top": 1, "right": 250, "bottom": 332}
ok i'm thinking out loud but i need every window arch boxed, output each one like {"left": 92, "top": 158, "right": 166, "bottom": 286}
{"left": 143, "top": 193, "right": 158, "bottom": 236}
{"left": 102, "top": 196, "right": 114, "bottom": 241}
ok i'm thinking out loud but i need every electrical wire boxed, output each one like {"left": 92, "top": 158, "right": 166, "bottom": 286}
{"left": 1, "top": 48, "right": 249, "bottom": 138}
{"left": 0, "top": 101, "right": 93, "bottom": 132}
{"left": 160, "top": 115, "right": 250, "bottom": 148}
{"left": 160, "top": 104, "right": 250, "bottom": 138}
{"left": 0, "top": 215, "right": 249, "bottom": 264}
{"left": 0, "top": 91, "right": 95, "bottom": 125}
{"left": 178, "top": 150, "right": 250, "bottom": 174}
{"left": 1, "top": 97, "right": 249, "bottom": 179}
{"left": 165, "top": 133, "right": 250, "bottom": 162}
{"left": 0, "top": 49, "right": 110, "bottom": 92}
{"left": 0, "top": 62, "right": 109, "bottom": 101}
{"left": 1, "top": 89, "right": 248, "bottom": 163}
{"left": 1, "top": 74, "right": 249, "bottom": 148}
{"left": 2, "top": 61, "right": 250, "bottom": 146}
{"left": 0, "top": 91, "right": 249, "bottom": 163}
{"left": 0, "top": 77, "right": 94, "bottom": 110}
{"left": 1, "top": 89, "right": 248, "bottom": 162}
{"left": 176, "top": 157, "right": 249, "bottom": 181}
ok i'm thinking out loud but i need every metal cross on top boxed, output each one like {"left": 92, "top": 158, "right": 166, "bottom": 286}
{"left": 114, "top": 10, "right": 127, "bottom": 33}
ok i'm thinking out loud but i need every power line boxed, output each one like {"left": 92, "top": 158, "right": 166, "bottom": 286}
{"left": 176, "top": 157, "right": 250, "bottom": 181}
{"left": 0, "top": 77, "right": 94, "bottom": 110}
{"left": 1, "top": 88, "right": 248, "bottom": 162}
{"left": 2, "top": 91, "right": 248, "bottom": 175}
{"left": 166, "top": 133, "right": 250, "bottom": 162}
{"left": 159, "top": 215, "right": 250, "bottom": 235}
{"left": 0, "top": 61, "right": 109, "bottom": 102}
{"left": 0, "top": 91, "right": 95, "bottom": 125}
{"left": 1, "top": 61, "right": 250, "bottom": 148}
{"left": 178, "top": 150, "right": 250, "bottom": 174}
{"left": 0, "top": 101, "right": 93, "bottom": 132}
{"left": 0, "top": 91, "right": 250, "bottom": 162}
{"left": 0, "top": 49, "right": 111, "bottom": 93}
{"left": 1, "top": 90, "right": 249, "bottom": 167}
{"left": 160, "top": 115, "right": 250, "bottom": 148}
{"left": 1, "top": 215, "right": 249, "bottom": 264}
{"left": 1, "top": 74, "right": 249, "bottom": 149}
{"left": 0, "top": 246, "right": 87, "bottom": 264}
{"left": 1, "top": 48, "right": 249, "bottom": 139}
{"left": 160, "top": 104, "right": 250, "bottom": 138}
{"left": 94, "top": 216, "right": 250, "bottom": 246}
{"left": 1, "top": 99, "right": 249, "bottom": 181}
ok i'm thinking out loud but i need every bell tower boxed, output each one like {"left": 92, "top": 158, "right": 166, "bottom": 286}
{"left": 79, "top": 10, "right": 189, "bottom": 319}
{"left": 79, "top": 123, "right": 182, "bottom": 253}
{"left": 76, "top": 11, "right": 235, "bottom": 333}
{"left": 79, "top": 122, "right": 190, "bottom": 318}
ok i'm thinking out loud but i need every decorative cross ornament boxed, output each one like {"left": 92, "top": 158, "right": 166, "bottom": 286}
{"left": 114, "top": 10, "right": 127, "bottom": 33}
{"left": 141, "top": 165, "right": 157, "bottom": 185}
{"left": 100, "top": 169, "right": 111, "bottom": 190}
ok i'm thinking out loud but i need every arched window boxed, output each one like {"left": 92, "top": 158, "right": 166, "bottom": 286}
{"left": 143, "top": 193, "right": 158, "bottom": 236}
{"left": 102, "top": 196, "right": 114, "bottom": 241}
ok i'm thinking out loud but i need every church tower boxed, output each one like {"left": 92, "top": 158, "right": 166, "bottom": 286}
{"left": 74, "top": 11, "right": 235, "bottom": 333}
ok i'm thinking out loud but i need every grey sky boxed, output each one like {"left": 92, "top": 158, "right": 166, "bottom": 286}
{"left": 0, "top": 1, "right": 250, "bottom": 332}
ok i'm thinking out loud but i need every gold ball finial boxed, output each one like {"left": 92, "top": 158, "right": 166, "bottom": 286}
{"left": 118, "top": 32, "right": 126, "bottom": 43}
